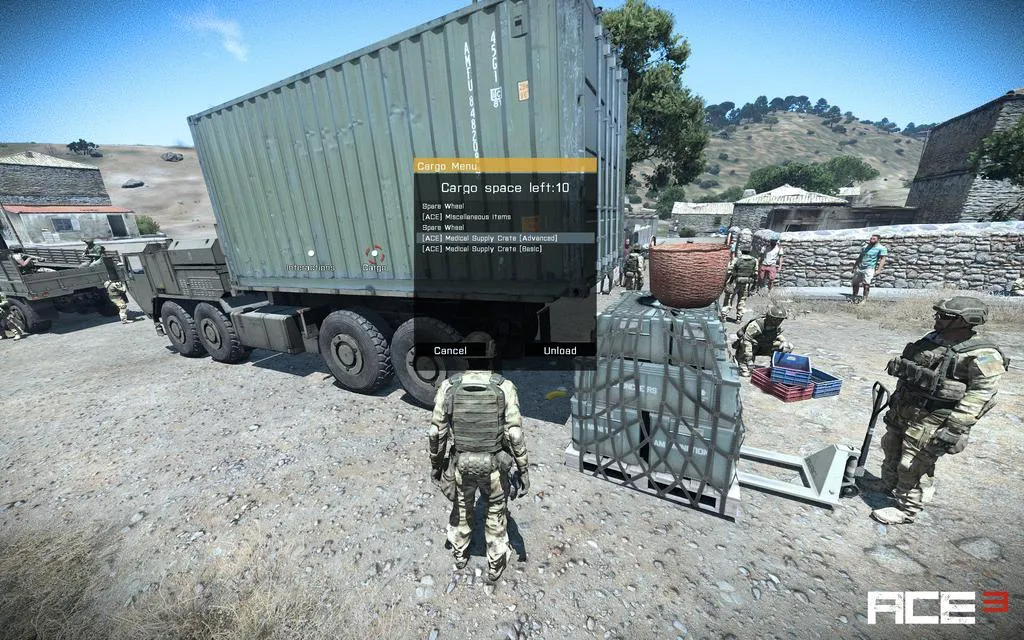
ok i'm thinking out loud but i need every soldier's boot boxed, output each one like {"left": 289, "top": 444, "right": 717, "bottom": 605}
{"left": 486, "top": 548, "right": 513, "bottom": 584}
{"left": 870, "top": 506, "right": 915, "bottom": 525}
{"left": 737, "top": 361, "right": 751, "bottom": 377}
{"left": 445, "top": 540, "right": 469, "bottom": 570}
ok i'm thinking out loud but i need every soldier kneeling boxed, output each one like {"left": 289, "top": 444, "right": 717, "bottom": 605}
{"left": 428, "top": 333, "right": 530, "bottom": 583}
{"left": 732, "top": 303, "right": 792, "bottom": 377}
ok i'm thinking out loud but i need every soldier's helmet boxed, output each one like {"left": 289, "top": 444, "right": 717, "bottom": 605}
{"left": 463, "top": 331, "right": 497, "bottom": 360}
{"left": 83, "top": 238, "right": 94, "bottom": 245}
{"left": 765, "top": 303, "right": 788, "bottom": 322}
{"left": 103, "top": 280, "right": 112, "bottom": 288}
{"left": 933, "top": 296, "right": 988, "bottom": 326}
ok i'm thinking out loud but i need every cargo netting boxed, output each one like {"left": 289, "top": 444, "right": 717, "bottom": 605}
{"left": 572, "top": 292, "right": 744, "bottom": 517}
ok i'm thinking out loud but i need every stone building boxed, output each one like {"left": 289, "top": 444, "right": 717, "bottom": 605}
{"left": 731, "top": 184, "right": 848, "bottom": 230}
{"left": 671, "top": 202, "right": 734, "bottom": 233}
{"left": 0, "top": 151, "right": 140, "bottom": 245}
{"left": 907, "top": 88, "right": 1024, "bottom": 222}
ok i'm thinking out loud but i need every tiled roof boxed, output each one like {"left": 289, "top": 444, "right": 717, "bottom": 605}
{"left": 735, "top": 184, "right": 847, "bottom": 205}
{"left": 671, "top": 202, "right": 735, "bottom": 215}
{"left": 0, "top": 151, "right": 98, "bottom": 170}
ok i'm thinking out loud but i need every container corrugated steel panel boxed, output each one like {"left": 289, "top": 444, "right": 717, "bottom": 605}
{"left": 188, "top": 0, "right": 625, "bottom": 301}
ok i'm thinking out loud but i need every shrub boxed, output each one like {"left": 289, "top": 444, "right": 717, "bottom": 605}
{"left": 645, "top": 188, "right": 659, "bottom": 199}
{"left": 807, "top": 130, "right": 815, "bottom": 135}
{"left": 728, "top": 169, "right": 736, "bottom": 176}
{"left": 707, "top": 163, "right": 720, "bottom": 175}
{"left": 136, "top": 215, "right": 161, "bottom": 235}
{"left": 679, "top": 227, "right": 697, "bottom": 238}
{"left": 895, "top": 148, "right": 905, "bottom": 156}
{"left": 718, "top": 152, "right": 729, "bottom": 161}
{"left": 698, "top": 179, "right": 719, "bottom": 189}
{"left": 628, "top": 194, "right": 642, "bottom": 204}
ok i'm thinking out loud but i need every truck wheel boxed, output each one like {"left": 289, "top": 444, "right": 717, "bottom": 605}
{"left": 319, "top": 310, "right": 393, "bottom": 393}
{"left": 194, "top": 302, "right": 251, "bottom": 363}
{"left": 8, "top": 298, "right": 52, "bottom": 333}
{"left": 160, "top": 301, "right": 206, "bottom": 357}
{"left": 391, "top": 317, "right": 467, "bottom": 407}
{"left": 96, "top": 299, "right": 120, "bottom": 317}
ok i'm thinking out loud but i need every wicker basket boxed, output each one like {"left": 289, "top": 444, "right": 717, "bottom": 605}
{"left": 648, "top": 242, "right": 731, "bottom": 308}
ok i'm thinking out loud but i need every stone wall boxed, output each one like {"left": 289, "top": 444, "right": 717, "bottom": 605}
{"left": 907, "top": 95, "right": 1024, "bottom": 223}
{"left": 673, "top": 214, "right": 723, "bottom": 233}
{"left": 730, "top": 204, "right": 773, "bottom": 230}
{"left": 0, "top": 165, "right": 111, "bottom": 205}
{"left": 776, "top": 221, "right": 1024, "bottom": 292}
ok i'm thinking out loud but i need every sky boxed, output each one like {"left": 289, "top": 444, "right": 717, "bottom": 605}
{"left": 1, "top": 0, "right": 1020, "bottom": 147}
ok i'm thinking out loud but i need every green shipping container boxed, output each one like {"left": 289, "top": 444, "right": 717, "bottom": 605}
{"left": 188, "top": 0, "right": 626, "bottom": 301}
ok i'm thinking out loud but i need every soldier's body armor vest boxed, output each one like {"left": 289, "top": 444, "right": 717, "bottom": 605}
{"left": 887, "top": 334, "right": 1007, "bottom": 408}
{"left": 446, "top": 373, "right": 507, "bottom": 454}
{"left": 737, "top": 318, "right": 779, "bottom": 343}
{"left": 624, "top": 254, "right": 639, "bottom": 274}
{"left": 734, "top": 255, "right": 757, "bottom": 282}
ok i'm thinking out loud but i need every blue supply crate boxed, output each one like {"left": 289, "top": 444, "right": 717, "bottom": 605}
{"left": 810, "top": 368, "right": 843, "bottom": 398}
{"left": 770, "top": 352, "right": 812, "bottom": 386}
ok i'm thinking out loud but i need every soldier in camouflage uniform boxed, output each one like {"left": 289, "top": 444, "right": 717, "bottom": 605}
{"left": 0, "top": 293, "right": 26, "bottom": 340}
{"left": 622, "top": 248, "right": 643, "bottom": 291}
{"left": 428, "top": 333, "right": 529, "bottom": 583}
{"left": 732, "top": 303, "right": 793, "bottom": 377}
{"left": 82, "top": 238, "right": 106, "bottom": 266}
{"left": 720, "top": 247, "right": 759, "bottom": 321}
{"left": 103, "top": 279, "right": 131, "bottom": 323}
{"left": 868, "top": 297, "right": 1008, "bottom": 525}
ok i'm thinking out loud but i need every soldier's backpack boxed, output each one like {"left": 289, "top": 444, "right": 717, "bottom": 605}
{"left": 625, "top": 253, "right": 639, "bottom": 273}
{"left": 735, "top": 254, "right": 758, "bottom": 280}
{"left": 445, "top": 373, "right": 507, "bottom": 454}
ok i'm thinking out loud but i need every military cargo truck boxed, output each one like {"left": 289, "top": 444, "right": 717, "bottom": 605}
{"left": 123, "top": 0, "right": 626, "bottom": 405}
{"left": 0, "top": 235, "right": 122, "bottom": 332}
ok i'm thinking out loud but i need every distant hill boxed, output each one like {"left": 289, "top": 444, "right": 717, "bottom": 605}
{"left": 0, "top": 141, "right": 213, "bottom": 239}
{"left": 632, "top": 111, "right": 925, "bottom": 207}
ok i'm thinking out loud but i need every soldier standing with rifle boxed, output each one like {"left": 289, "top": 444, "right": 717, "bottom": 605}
{"left": 428, "top": 332, "right": 530, "bottom": 583}
{"left": 867, "top": 297, "right": 1008, "bottom": 525}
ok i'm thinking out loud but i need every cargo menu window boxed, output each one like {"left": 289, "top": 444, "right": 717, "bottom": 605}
{"left": 413, "top": 157, "right": 598, "bottom": 371}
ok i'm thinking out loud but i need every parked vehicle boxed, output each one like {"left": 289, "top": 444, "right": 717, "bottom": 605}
{"left": 0, "top": 236, "right": 121, "bottom": 332}
{"left": 124, "top": 0, "right": 626, "bottom": 405}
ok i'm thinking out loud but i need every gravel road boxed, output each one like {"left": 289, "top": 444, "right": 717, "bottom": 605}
{"left": 2, "top": 283, "right": 1022, "bottom": 640}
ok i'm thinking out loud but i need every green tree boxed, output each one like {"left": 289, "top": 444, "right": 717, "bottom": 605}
{"left": 969, "top": 114, "right": 1024, "bottom": 188}
{"left": 655, "top": 185, "right": 687, "bottom": 219}
{"left": 136, "top": 215, "right": 161, "bottom": 235}
{"left": 823, "top": 155, "right": 879, "bottom": 187}
{"left": 66, "top": 138, "right": 99, "bottom": 155}
{"left": 746, "top": 162, "right": 838, "bottom": 195}
{"left": 763, "top": 115, "right": 779, "bottom": 131}
{"left": 602, "top": 0, "right": 709, "bottom": 184}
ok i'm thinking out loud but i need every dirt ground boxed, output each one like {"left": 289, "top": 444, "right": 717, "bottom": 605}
{"left": 2, "top": 274, "right": 1022, "bottom": 639}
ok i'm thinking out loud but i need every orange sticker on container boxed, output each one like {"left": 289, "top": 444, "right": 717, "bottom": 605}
{"left": 518, "top": 80, "right": 529, "bottom": 101}
{"left": 521, "top": 215, "right": 540, "bottom": 232}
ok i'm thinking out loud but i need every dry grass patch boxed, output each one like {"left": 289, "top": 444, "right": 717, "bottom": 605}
{"left": 0, "top": 525, "right": 409, "bottom": 640}
{"left": 785, "top": 294, "right": 1021, "bottom": 331}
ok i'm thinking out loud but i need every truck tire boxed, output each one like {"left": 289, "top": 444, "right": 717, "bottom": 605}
{"left": 96, "top": 299, "right": 120, "bottom": 317}
{"left": 194, "top": 302, "right": 251, "bottom": 363}
{"left": 8, "top": 298, "right": 52, "bottom": 333}
{"left": 319, "top": 310, "right": 393, "bottom": 393}
{"left": 161, "top": 301, "right": 206, "bottom": 357}
{"left": 391, "top": 317, "right": 467, "bottom": 407}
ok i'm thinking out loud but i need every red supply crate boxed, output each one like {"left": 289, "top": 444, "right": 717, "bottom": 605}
{"left": 751, "top": 367, "right": 814, "bottom": 403}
